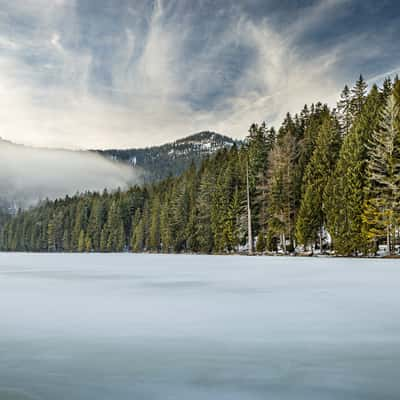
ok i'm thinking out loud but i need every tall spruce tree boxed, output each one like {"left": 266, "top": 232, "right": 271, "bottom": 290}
{"left": 362, "top": 94, "right": 400, "bottom": 254}
{"left": 195, "top": 163, "right": 215, "bottom": 253}
{"left": 267, "top": 132, "right": 297, "bottom": 252}
{"left": 148, "top": 194, "right": 161, "bottom": 251}
{"left": 324, "top": 84, "right": 383, "bottom": 254}
{"left": 337, "top": 85, "right": 352, "bottom": 135}
{"left": 246, "top": 122, "right": 275, "bottom": 251}
{"left": 296, "top": 115, "right": 341, "bottom": 250}
{"left": 351, "top": 74, "right": 368, "bottom": 118}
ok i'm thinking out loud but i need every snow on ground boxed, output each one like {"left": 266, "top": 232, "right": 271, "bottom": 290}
{"left": 0, "top": 253, "right": 399, "bottom": 400}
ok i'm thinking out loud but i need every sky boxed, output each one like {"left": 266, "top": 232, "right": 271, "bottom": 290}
{"left": 0, "top": 0, "right": 399, "bottom": 150}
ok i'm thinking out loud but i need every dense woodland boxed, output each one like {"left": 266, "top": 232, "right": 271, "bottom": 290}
{"left": 2, "top": 76, "right": 400, "bottom": 256}
{"left": 97, "top": 131, "right": 240, "bottom": 182}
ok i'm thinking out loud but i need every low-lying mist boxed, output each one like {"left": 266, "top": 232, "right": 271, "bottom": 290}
{"left": 0, "top": 139, "right": 141, "bottom": 209}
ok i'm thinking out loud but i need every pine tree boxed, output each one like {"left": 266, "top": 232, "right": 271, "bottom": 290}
{"left": 103, "top": 200, "right": 125, "bottom": 252}
{"left": 267, "top": 132, "right": 297, "bottom": 252}
{"left": 381, "top": 77, "right": 393, "bottom": 101}
{"left": 184, "top": 162, "right": 201, "bottom": 252}
{"left": 148, "top": 194, "right": 161, "bottom": 252}
{"left": 171, "top": 181, "right": 191, "bottom": 252}
{"left": 227, "top": 186, "right": 242, "bottom": 252}
{"left": 131, "top": 215, "right": 145, "bottom": 252}
{"left": 130, "top": 208, "right": 142, "bottom": 251}
{"left": 324, "top": 132, "right": 363, "bottom": 254}
{"left": 100, "top": 228, "right": 108, "bottom": 252}
{"left": 362, "top": 94, "right": 400, "bottom": 254}
{"left": 85, "top": 234, "right": 92, "bottom": 252}
{"left": 195, "top": 164, "right": 215, "bottom": 253}
{"left": 296, "top": 115, "right": 341, "bottom": 250}
{"left": 132, "top": 203, "right": 149, "bottom": 252}
{"left": 325, "top": 85, "right": 384, "bottom": 254}
{"left": 351, "top": 74, "right": 368, "bottom": 117}
{"left": 246, "top": 122, "right": 275, "bottom": 249}
{"left": 78, "top": 230, "right": 86, "bottom": 252}
{"left": 62, "top": 227, "right": 70, "bottom": 252}
{"left": 116, "top": 221, "right": 125, "bottom": 252}
{"left": 337, "top": 85, "right": 352, "bottom": 135}
{"left": 47, "top": 219, "right": 56, "bottom": 252}
{"left": 159, "top": 195, "right": 172, "bottom": 253}
{"left": 86, "top": 197, "right": 105, "bottom": 251}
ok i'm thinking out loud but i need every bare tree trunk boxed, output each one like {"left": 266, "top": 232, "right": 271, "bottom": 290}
{"left": 319, "top": 225, "right": 323, "bottom": 254}
{"left": 236, "top": 215, "right": 240, "bottom": 253}
{"left": 282, "top": 232, "right": 286, "bottom": 253}
{"left": 246, "top": 162, "right": 253, "bottom": 255}
{"left": 387, "top": 224, "right": 390, "bottom": 255}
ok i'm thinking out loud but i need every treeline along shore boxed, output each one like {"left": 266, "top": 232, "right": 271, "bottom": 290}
{"left": 2, "top": 76, "right": 400, "bottom": 256}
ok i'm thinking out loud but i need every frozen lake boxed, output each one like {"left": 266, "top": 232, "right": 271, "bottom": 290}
{"left": 0, "top": 253, "right": 400, "bottom": 399}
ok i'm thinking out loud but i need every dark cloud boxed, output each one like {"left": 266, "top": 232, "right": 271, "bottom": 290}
{"left": 0, "top": 0, "right": 398, "bottom": 149}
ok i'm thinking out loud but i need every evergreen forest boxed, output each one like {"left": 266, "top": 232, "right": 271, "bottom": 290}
{"left": 2, "top": 76, "right": 400, "bottom": 256}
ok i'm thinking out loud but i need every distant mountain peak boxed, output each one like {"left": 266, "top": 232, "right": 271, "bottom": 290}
{"left": 98, "top": 131, "right": 242, "bottom": 182}
{"left": 175, "top": 131, "right": 236, "bottom": 145}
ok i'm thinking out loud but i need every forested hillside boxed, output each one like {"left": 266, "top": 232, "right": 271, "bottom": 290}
{"left": 97, "top": 131, "right": 240, "bottom": 182}
{"left": 2, "top": 76, "right": 400, "bottom": 256}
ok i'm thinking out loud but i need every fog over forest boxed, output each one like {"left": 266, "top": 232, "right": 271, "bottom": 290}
{"left": 0, "top": 139, "right": 139, "bottom": 208}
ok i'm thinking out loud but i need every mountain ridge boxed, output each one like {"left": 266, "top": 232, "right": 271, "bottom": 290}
{"left": 0, "top": 131, "right": 241, "bottom": 214}
{"left": 96, "top": 131, "right": 242, "bottom": 182}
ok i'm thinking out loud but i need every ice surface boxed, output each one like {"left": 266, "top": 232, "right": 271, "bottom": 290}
{"left": 0, "top": 253, "right": 400, "bottom": 399}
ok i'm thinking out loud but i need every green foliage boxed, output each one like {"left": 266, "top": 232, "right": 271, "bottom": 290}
{"left": 337, "top": 85, "right": 352, "bottom": 135}
{"left": 267, "top": 131, "right": 297, "bottom": 252}
{"left": 1, "top": 76, "right": 399, "bottom": 256}
{"left": 324, "top": 85, "right": 384, "bottom": 255}
{"left": 296, "top": 115, "right": 341, "bottom": 248}
{"left": 98, "top": 131, "right": 241, "bottom": 183}
{"left": 362, "top": 94, "right": 400, "bottom": 254}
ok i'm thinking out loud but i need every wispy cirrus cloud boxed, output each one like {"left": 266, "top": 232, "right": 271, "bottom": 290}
{"left": 0, "top": 0, "right": 399, "bottom": 149}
